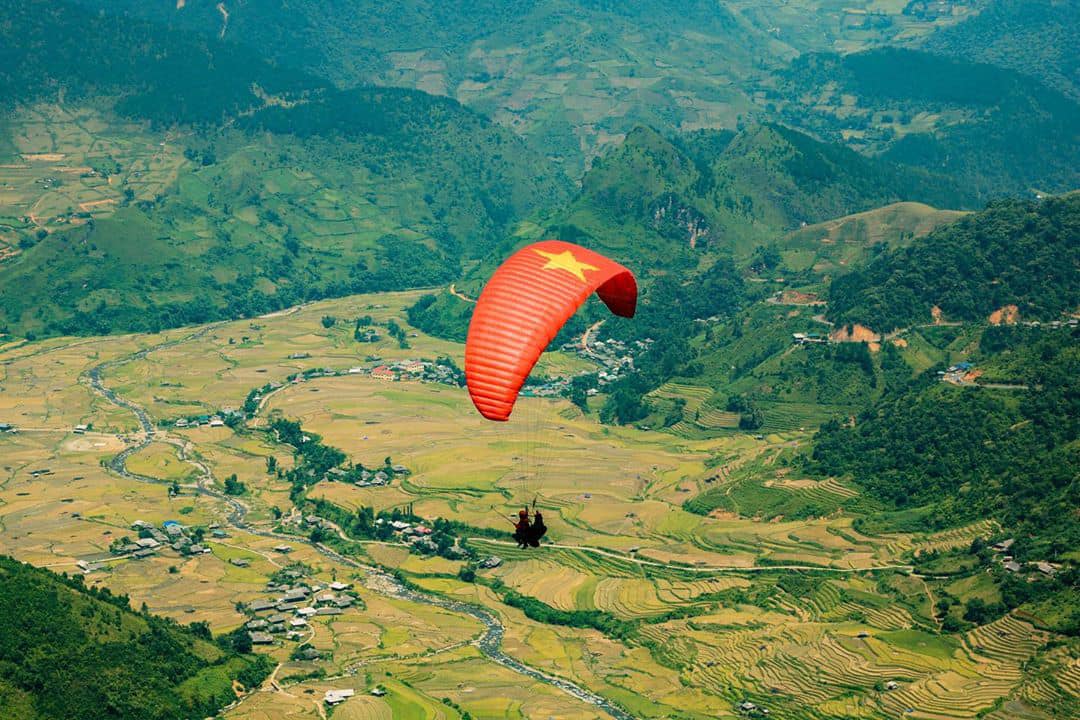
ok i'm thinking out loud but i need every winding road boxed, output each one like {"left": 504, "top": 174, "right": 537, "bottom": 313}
{"left": 84, "top": 335, "right": 637, "bottom": 720}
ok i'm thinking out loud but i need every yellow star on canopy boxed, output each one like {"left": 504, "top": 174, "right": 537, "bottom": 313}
{"left": 534, "top": 248, "right": 600, "bottom": 282}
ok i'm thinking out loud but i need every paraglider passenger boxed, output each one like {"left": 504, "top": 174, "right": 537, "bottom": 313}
{"left": 513, "top": 509, "right": 531, "bottom": 548}
{"left": 528, "top": 510, "right": 547, "bottom": 547}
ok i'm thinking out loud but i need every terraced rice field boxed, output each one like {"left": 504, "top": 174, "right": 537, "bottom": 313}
{"left": 2, "top": 289, "right": 1075, "bottom": 720}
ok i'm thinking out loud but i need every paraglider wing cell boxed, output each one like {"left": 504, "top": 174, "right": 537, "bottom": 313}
{"left": 465, "top": 240, "right": 637, "bottom": 421}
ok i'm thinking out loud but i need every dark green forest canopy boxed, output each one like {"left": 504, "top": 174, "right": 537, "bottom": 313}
{"left": 920, "top": 0, "right": 1080, "bottom": 100}
{"left": 0, "top": 555, "right": 272, "bottom": 720}
{"left": 827, "top": 194, "right": 1080, "bottom": 332}
{"left": 0, "top": 0, "right": 322, "bottom": 124}
{"left": 777, "top": 47, "right": 1080, "bottom": 197}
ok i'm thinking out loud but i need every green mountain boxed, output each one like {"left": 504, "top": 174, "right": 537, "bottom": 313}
{"left": 0, "top": 0, "right": 568, "bottom": 338}
{"left": 554, "top": 123, "right": 971, "bottom": 266}
{"left": 0, "top": 555, "right": 271, "bottom": 720}
{"left": 920, "top": 0, "right": 1080, "bottom": 100}
{"left": 828, "top": 194, "right": 1080, "bottom": 332}
{"left": 773, "top": 48, "right": 1080, "bottom": 197}
{"left": 65, "top": 0, "right": 774, "bottom": 172}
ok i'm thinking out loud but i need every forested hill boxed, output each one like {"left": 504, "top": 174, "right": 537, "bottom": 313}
{"left": 0, "top": 0, "right": 321, "bottom": 124}
{"left": 552, "top": 123, "right": 970, "bottom": 266}
{"left": 810, "top": 324, "right": 1079, "bottom": 567}
{"left": 828, "top": 194, "right": 1080, "bottom": 332}
{"left": 63, "top": 0, "right": 769, "bottom": 171}
{"left": 775, "top": 47, "right": 1080, "bottom": 197}
{"left": 920, "top": 0, "right": 1080, "bottom": 100}
{"left": 0, "top": 555, "right": 271, "bottom": 720}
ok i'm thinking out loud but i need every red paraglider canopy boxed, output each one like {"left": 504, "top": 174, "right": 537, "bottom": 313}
{"left": 465, "top": 240, "right": 637, "bottom": 421}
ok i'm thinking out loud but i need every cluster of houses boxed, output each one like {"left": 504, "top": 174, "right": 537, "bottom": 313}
{"left": 173, "top": 414, "right": 230, "bottom": 429}
{"left": 108, "top": 519, "right": 224, "bottom": 561}
{"left": 531, "top": 336, "right": 652, "bottom": 398}
{"left": 377, "top": 518, "right": 469, "bottom": 557}
{"left": 1021, "top": 318, "right": 1078, "bottom": 329}
{"left": 992, "top": 538, "right": 1060, "bottom": 577}
{"left": 323, "top": 462, "right": 409, "bottom": 487}
{"left": 939, "top": 361, "right": 975, "bottom": 385}
{"left": 360, "top": 358, "right": 461, "bottom": 385}
{"left": 244, "top": 573, "right": 357, "bottom": 645}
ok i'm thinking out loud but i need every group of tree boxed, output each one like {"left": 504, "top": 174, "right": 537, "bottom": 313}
{"left": 828, "top": 196, "right": 1080, "bottom": 332}
{"left": 0, "top": 555, "right": 272, "bottom": 720}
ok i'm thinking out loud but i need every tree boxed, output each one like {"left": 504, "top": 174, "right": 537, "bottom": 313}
{"left": 223, "top": 474, "right": 247, "bottom": 496}
{"left": 321, "top": 315, "right": 336, "bottom": 328}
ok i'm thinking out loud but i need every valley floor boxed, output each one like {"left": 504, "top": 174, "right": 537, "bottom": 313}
{"left": 0, "top": 290, "right": 1075, "bottom": 719}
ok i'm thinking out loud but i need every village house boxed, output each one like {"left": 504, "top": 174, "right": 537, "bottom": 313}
{"left": 400, "top": 360, "right": 425, "bottom": 375}
{"left": 266, "top": 613, "right": 289, "bottom": 624}
{"left": 246, "top": 619, "right": 269, "bottom": 630}
{"left": 273, "top": 544, "right": 293, "bottom": 553}
{"left": 370, "top": 365, "right": 396, "bottom": 381}
{"left": 133, "top": 548, "right": 155, "bottom": 559}
{"left": 316, "top": 607, "right": 343, "bottom": 616}
{"left": 1035, "top": 562, "right": 1058, "bottom": 576}
{"left": 249, "top": 632, "right": 274, "bottom": 645}
{"left": 329, "top": 581, "right": 350, "bottom": 591}
{"left": 249, "top": 600, "right": 276, "bottom": 612}
{"left": 73, "top": 424, "right": 88, "bottom": 434}
{"left": 324, "top": 689, "right": 355, "bottom": 705}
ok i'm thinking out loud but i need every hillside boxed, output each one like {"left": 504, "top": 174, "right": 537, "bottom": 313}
{"left": 556, "top": 123, "right": 971, "bottom": 264}
{"left": 0, "top": 555, "right": 271, "bottom": 720}
{"left": 810, "top": 324, "right": 1079, "bottom": 559}
{"left": 920, "top": 0, "right": 1080, "bottom": 100}
{"left": 65, "top": 0, "right": 770, "bottom": 171}
{"left": 828, "top": 194, "right": 1080, "bottom": 332}
{"left": 773, "top": 47, "right": 1080, "bottom": 197}
{"left": 0, "top": 1, "right": 568, "bottom": 338}
{"left": 72, "top": 1, "right": 991, "bottom": 172}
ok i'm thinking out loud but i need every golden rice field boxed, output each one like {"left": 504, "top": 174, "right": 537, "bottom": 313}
{"left": 1, "top": 289, "right": 1075, "bottom": 720}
